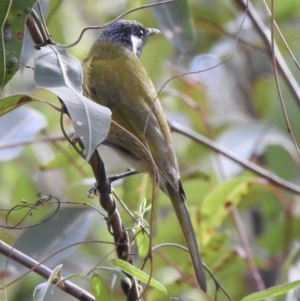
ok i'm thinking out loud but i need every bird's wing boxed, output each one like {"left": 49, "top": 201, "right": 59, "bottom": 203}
{"left": 82, "top": 45, "right": 179, "bottom": 190}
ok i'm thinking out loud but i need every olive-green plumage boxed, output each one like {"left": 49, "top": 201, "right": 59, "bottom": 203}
{"left": 82, "top": 20, "right": 206, "bottom": 291}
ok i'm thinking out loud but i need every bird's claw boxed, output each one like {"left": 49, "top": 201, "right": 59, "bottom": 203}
{"left": 87, "top": 182, "right": 99, "bottom": 198}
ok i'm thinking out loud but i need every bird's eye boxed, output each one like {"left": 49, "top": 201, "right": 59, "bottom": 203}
{"left": 137, "top": 30, "right": 144, "bottom": 38}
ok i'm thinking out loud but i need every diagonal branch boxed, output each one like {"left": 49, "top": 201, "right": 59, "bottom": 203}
{"left": 168, "top": 118, "right": 300, "bottom": 195}
{"left": 0, "top": 240, "right": 95, "bottom": 301}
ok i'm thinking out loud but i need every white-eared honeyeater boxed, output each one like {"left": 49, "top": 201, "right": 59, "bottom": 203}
{"left": 82, "top": 20, "right": 207, "bottom": 291}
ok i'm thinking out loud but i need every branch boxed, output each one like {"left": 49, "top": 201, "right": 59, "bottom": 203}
{"left": 88, "top": 150, "right": 141, "bottom": 301}
{"left": 234, "top": 0, "right": 300, "bottom": 109}
{"left": 168, "top": 118, "right": 300, "bottom": 195}
{"left": 0, "top": 240, "right": 95, "bottom": 301}
{"left": 229, "top": 205, "right": 265, "bottom": 291}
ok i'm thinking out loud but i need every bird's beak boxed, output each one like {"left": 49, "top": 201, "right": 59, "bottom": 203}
{"left": 146, "top": 28, "right": 161, "bottom": 36}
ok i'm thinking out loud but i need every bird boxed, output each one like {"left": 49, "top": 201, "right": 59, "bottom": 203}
{"left": 82, "top": 19, "right": 207, "bottom": 291}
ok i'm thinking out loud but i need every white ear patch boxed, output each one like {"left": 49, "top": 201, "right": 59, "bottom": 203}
{"left": 130, "top": 34, "right": 142, "bottom": 57}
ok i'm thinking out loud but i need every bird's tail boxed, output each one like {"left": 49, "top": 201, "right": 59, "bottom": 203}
{"left": 166, "top": 182, "right": 207, "bottom": 292}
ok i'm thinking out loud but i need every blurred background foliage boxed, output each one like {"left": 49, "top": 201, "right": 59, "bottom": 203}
{"left": 1, "top": 0, "right": 300, "bottom": 300}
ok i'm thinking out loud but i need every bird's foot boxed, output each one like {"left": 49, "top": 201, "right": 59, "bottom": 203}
{"left": 87, "top": 170, "right": 139, "bottom": 197}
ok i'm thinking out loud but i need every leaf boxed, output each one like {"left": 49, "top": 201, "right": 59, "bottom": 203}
{"left": 240, "top": 280, "right": 300, "bottom": 301}
{"left": 201, "top": 232, "right": 230, "bottom": 267}
{"left": 96, "top": 267, "right": 132, "bottom": 288}
{"left": 0, "top": 0, "right": 11, "bottom": 89}
{"left": 213, "top": 123, "right": 297, "bottom": 178}
{"left": 111, "top": 258, "right": 167, "bottom": 293}
{"left": 33, "top": 264, "right": 63, "bottom": 301}
{"left": 54, "top": 272, "right": 86, "bottom": 289}
{"left": 34, "top": 44, "right": 111, "bottom": 160}
{"left": 135, "top": 227, "right": 150, "bottom": 258}
{"left": 201, "top": 177, "right": 255, "bottom": 244}
{"left": 91, "top": 274, "right": 112, "bottom": 301}
{"left": 0, "top": 106, "right": 47, "bottom": 161}
{"left": 12, "top": 207, "right": 95, "bottom": 273}
{"left": 0, "top": 0, "right": 38, "bottom": 89}
{"left": 0, "top": 93, "right": 34, "bottom": 115}
{"left": 151, "top": 0, "right": 196, "bottom": 53}
{"left": 189, "top": 54, "right": 223, "bottom": 88}
{"left": 33, "top": 282, "right": 48, "bottom": 301}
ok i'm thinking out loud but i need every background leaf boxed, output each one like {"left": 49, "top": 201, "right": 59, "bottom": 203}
{"left": 0, "top": 105, "right": 46, "bottom": 161}
{"left": 0, "top": 0, "right": 38, "bottom": 89}
{"left": 201, "top": 177, "right": 255, "bottom": 244}
{"left": 240, "top": 280, "right": 300, "bottom": 301}
{"left": 151, "top": 0, "right": 196, "bottom": 53}
{"left": 11, "top": 207, "right": 95, "bottom": 274}
{"left": 91, "top": 273, "right": 112, "bottom": 301}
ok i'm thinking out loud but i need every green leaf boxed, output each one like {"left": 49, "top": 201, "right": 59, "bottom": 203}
{"left": 54, "top": 272, "right": 86, "bottom": 289}
{"left": 34, "top": 44, "right": 111, "bottom": 160}
{"left": 111, "top": 258, "right": 167, "bottom": 293}
{"left": 201, "top": 177, "right": 255, "bottom": 244}
{"left": 0, "top": 0, "right": 38, "bottom": 89}
{"left": 0, "top": 0, "right": 11, "bottom": 90}
{"left": 240, "top": 280, "right": 300, "bottom": 301}
{"left": 95, "top": 267, "right": 132, "bottom": 287}
{"left": 201, "top": 232, "right": 230, "bottom": 267}
{"left": 135, "top": 226, "right": 150, "bottom": 258}
{"left": 0, "top": 93, "right": 34, "bottom": 115}
{"left": 91, "top": 273, "right": 111, "bottom": 301}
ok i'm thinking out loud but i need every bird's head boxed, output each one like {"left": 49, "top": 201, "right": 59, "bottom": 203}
{"left": 97, "top": 20, "right": 160, "bottom": 57}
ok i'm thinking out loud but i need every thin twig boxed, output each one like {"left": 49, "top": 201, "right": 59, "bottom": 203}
{"left": 25, "top": 13, "right": 44, "bottom": 46}
{"left": 37, "top": 1, "right": 51, "bottom": 40}
{"left": 168, "top": 118, "right": 300, "bottom": 195}
{"left": 229, "top": 205, "right": 265, "bottom": 291}
{"left": 234, "top": 0, "right": 300, "bottom": 108}
{"left": 29, "top": 10, "right": 51, "bottom": 44}
{"left": 260, "top": 0, "right": 300, "bottom": 70}
{"left": 65, "top": 0, "right": 180, "bottom": 48}
{"left": 0, "top": 134, "right": 66, "bottom": 149}
{"left": 166, "top": 89, "right": 227, "bottom": 180}
{"left": 267, "top": 0, "right": 300, "bottom": 159}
